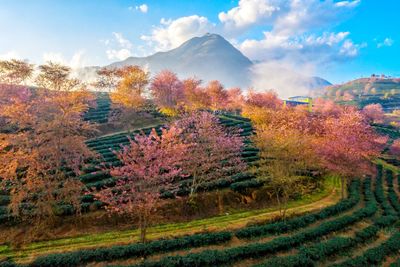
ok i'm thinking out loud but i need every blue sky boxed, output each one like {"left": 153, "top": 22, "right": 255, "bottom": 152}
{"left": 0, "top": 0, "right": 398, "bottom": 84}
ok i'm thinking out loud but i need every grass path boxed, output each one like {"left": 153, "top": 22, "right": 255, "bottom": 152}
{"left": 0, "top": 176, "right": 341, "bottom": 263}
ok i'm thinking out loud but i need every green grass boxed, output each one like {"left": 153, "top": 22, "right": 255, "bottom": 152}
{"left": 0, "top": 176, "right": 340, "bottom": 263}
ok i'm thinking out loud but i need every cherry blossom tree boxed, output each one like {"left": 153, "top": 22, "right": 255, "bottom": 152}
{"left": 226, "top": 87, "right": 244, "bottom": 113}
{"left": 95, "top": 127, "right": 188, "bottom": 242}
{"left": 389, "top": 139, "right": 400, "bottom": 156}
{"left": 246, "top": 90, "right": 282, "bottom": 109}
{"left": 182, "top": 78, "right": 210, "bottom": 111}
{"left": 315, "top": 107, "right": 383, "bottom": 198}
{"left": 150, "top": 70, "right": 184, "bottom": 115}
{"left": 205, "top": 80, "right": 228, "bottom": 111}
{"left": 362, "top": 103, "right": 385, "bottom": 123}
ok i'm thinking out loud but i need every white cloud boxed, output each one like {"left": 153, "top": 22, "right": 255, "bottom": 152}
{"left": 136, "top": 4, "right": 148, "bottom": 13}
{"left": 103, "top": 32, "right": 134, "bottom": 61}
{"left": 141, "top": 15, "right": 215, "bottom": 51}
{"left": 112, "top": 32, "right": 132, "bottom": 49}
{"left": 377, "top": 37, "right": 394, "bottom": 48}
{"left": 42, "top": 50, "right": 86, "bottom": 69}
{"left": 129, "top": 4, "right": 149, "bottom": 13}
{"left": 239, "top": 31, "right": 361, "bottom": 63}
{"left": 0, "top": 50, "right": 22, "bottom": 60}
{"left": 218, "top": 0, "right": 280, "bottom": 30}
{"left": 218, "top": 0, "right": 360, "bottom": 36}
{"left": 335, "top": 0, "right": 361, "bottom": 8}
{"left": 106, "top": 48, "right": 132, "bottom": 61}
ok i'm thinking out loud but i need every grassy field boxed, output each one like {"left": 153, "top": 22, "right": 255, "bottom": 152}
{"left": 0, "top": 175, "right": 341, "bottom": 263}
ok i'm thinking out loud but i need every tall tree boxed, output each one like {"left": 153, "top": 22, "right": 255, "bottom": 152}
{"left": 35, "top": 62, "right": 83, "bottom": 92}
{"left": 0, "top": 59, "right": 34, "bottom": 85}
{"left": 95, "top": 127, "right": 187, "bottom": 242}
{"left": 95, "top": 68, "right": 121, "bottom": 92}
{"left": 254, "top": 126, "right": 318, "bottom": 218}
{"left": 150, "top": 70, "right": 184, "bottom": 115}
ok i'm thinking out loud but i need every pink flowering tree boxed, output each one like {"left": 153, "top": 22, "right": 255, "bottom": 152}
{"left": 362, "top": 103, "right": 385, "bottom": 123}
{"left": 226, "top": 87, "right": 244, "bottom": 113}
{"left": 389, "top": 139, "right": 400, "bottom": 156}
{"left": 150, "top": 70, "right": 184, "bottom": 115}
{"left": 315, "top": 107, "right": 383, "bottom": 198}
{"left": 205, "top": 80, "right": 228, "bottom": 111}
{"left": 172, "top": 112, "right": 246, "bottom": 198}
{"left": 246, "top": 90, "right": 282, "bottom": 109}
{"left": 95, "top": 127, "right": 188, "bottom": 242}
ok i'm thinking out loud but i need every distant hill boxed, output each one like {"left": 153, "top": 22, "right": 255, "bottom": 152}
{"left": 324, "top": 77, "right": 400, "bottom": 111}
{"left": 108, "top": 33, "right": 253, "bottom": 88}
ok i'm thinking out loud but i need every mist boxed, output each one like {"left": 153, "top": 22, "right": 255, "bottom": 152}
{"left": 249, "top": 60, "right": 322, "bottom": 99}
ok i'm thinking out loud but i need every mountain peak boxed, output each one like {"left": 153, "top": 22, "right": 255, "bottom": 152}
{"left": 109, "top": 34, "right": 253, "bottom": 88}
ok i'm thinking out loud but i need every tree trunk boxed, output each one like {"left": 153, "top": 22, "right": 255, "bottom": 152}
{"left": 341, "top": 176, "right": 346, "bottom": 199}
{"left": 139, "top": 214, "right": 147, "bottom": 243}
{"left": 276, "top": 191, "right": 283, "bottom": 218}
{"left": 217, "top": 191, "right": 224, "bottom": 215}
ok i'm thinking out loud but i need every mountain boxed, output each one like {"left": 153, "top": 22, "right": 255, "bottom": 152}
{"left": 104, "top": 33, "right": 331, "bottom": 95}
{"left": 109, "top": 33, "right": 253, "bottom": 88}
{"left": 308, "top": 76, "right": 332, "bottom": 89}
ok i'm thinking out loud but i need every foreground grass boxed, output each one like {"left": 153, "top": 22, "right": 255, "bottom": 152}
{"left": 0, "top": 175, "right": 340, "bottom": 263}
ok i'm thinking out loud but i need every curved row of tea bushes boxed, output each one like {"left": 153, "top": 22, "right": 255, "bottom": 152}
{"left": 330, "top": 229, "right": 400, "bottom": 267}
{"left": 0, "top": 232, "right": 232, "bottom": 267}
{"left": 0, "top": 180, "right": 359, "bottom": 267}
{"left": 235, "top": 180, "right": 360, "bottom": 239}
{"left": 254, "top": 177, "right": 398, "bottom": 267}
{"left": 83, "top": 93, "right": 111, "bottom": 124}
{"left": 126, "top": 180, "right": 378, "bottom": 267}
{"left": 385, "top": 169, "right": 400, "bottom": 213}
{"left": 375, "top": 165, "right": 397, "bottom": 216}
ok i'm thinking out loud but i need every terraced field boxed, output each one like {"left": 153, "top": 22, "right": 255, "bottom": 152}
{"left": 83, "top": 92, "right": 112, "bottom": 124}
{"left": 0, "top": 113, "right": 262, "bottom": 223}
{"left": 1, "top": 165, "right": 398, "bottom": 266}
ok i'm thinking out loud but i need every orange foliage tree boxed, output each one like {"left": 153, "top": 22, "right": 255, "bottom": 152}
{"left": 0, "top": 83, "right": 96, "bottom": 240}
{"left": 110, "top": 66, "right": 148, "bottom": 109}
{"left": 0, "top": 59, "right": 34, "bottom": 85}
{"left": 182, "top": 78, "right": 210, "bottom": 111}
{"left": 35, "top": 62, "right": 83, "bottom": 92}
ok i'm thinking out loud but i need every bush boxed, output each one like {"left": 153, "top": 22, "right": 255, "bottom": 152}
{"left": 26, "top": 232, "right": 232, "bottom": 267}
{"left": 331, "top": 231, "right": 400, "bottom": 267}
{"left": 235, "top": 180, "right": 360, "bottom": 239}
